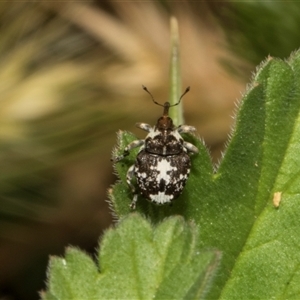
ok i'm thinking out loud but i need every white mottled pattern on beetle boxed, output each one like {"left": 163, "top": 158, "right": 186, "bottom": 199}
{"left": 133, "top": 137, "right": 191, "bottom": 204}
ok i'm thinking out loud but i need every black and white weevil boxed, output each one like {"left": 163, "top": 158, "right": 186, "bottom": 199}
{"left": 112, "top": 86, "right": 198, "bottom": 209}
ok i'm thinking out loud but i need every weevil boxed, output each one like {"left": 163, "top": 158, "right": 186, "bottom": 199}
{"left": 112, "top": 86, "right": 198, "bottom": 209}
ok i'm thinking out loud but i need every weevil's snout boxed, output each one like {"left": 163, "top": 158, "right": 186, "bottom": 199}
{"left": 163, "top": 102, "right": 170, "bottom": 116}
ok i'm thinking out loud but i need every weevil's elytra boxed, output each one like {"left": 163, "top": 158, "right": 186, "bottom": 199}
{"left": 112, "top": 86, "right": 198, "bottom": 209}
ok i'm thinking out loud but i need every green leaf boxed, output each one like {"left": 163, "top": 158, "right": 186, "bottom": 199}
{"left": 111, "top": 49, "right": 300, "bottom": 299}
{"left": 43, "top": 247, "right": 98, "bottom": 299}
{"left": 218, "top": 55, "right": 300, "bottom": 299}
{"left": 43, "top": 214, "right": 220, "bottom": 299}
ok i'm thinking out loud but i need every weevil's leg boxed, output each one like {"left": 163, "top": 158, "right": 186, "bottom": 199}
{"left": 126, "top": 165, "right": 138, "bottom": 209}
{"left": 177, "top": 125, "right": 197, "bottom": 134}
{"left": 178, "top": 125, "right": 198, "bottom": 154}
{"left": 183, "top": 141, "right": 199, "bottom": 154}
{"left": 126, "top": 165, "right": 136, "bottom": 193}
{"left": 136, "top": 122, "right": 152, "bottom": 132}
{"left": 130, "top": 194, "right": 138, "bottom": 209}
{"left": 112, "top": 139, "right": 144, "bottom": 162}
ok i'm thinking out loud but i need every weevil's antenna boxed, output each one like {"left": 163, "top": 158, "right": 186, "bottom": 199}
{"left": 170, "top": 86, "right": 190, "bottom": 107}
{"left": 142, "top": 85, "right": 164, "bottom": 107}
{"left": 142, "top": 85, "right": 190, "bottom": 108}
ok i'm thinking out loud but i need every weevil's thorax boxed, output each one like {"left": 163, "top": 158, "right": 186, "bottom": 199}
{"left": 144, "top": 102, "right": 184, "bottom": 156}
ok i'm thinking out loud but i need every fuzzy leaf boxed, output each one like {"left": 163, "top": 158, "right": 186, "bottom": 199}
{"left": 43, "top": 214, "right": 220, "bottom": 299}
{"left": 111, "top": 50, "right": 300, "bottom": 299}
{"left": 44, "top": 247, "right": 98, "bottom": 299}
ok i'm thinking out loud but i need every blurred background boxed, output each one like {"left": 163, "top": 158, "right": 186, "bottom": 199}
{"left": 1, "top": 1, "right": 300, "bottom": 299}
